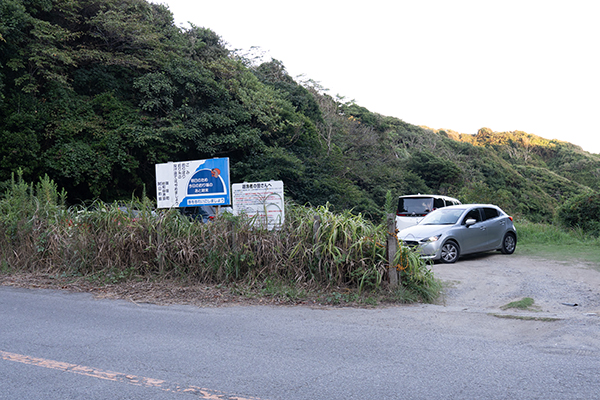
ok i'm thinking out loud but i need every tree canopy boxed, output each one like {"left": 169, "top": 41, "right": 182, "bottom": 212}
{"left": 2, "top": 0, "right": 599, "bottom": 223}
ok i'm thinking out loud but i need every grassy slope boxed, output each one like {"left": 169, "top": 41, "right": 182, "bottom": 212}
{"left": 515, "top": 222, "right": 600, "bottom": 267}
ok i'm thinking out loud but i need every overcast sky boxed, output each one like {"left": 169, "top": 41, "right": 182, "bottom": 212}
{"left": 156, "top": 0, "right": 600, "bottom": 154}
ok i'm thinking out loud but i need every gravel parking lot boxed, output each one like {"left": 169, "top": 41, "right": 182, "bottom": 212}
{"left": 416, "top": 253, "right": 600, "bottom": 354}
{"left": 431, "top": 253, "right": 600, "bottom": 315}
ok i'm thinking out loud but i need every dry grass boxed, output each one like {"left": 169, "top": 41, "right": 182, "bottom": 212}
{"left": 0, "top": 173, "right": 441, "bottom": 305}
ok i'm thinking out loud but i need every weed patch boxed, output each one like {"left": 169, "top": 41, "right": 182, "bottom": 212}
{"left": 501, "top": 297, "right": 537, "bottom": 311}
{"left": 490, "top": 314, "right": 561, "bottom": 322}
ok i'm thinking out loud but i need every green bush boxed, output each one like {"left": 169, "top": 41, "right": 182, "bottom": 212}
{"left": 556, "top": 192, "right": 600, "bottom": 235}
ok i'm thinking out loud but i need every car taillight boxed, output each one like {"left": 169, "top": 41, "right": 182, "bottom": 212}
{"left": 508, "top": 216, "right": 513, "bottom": 221}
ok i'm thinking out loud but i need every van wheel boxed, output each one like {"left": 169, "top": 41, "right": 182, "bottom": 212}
{"left": 440, "top": 241, "right": 459, "bottom": 263}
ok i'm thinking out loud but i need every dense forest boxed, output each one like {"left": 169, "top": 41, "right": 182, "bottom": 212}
{"left": 2, "top": 0, "right": 600, "bottom": 223}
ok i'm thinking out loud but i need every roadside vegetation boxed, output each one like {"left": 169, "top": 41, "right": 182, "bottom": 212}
{"left": 0, "top": 174, "right": 440, "bottom": 306}
{"left": 515, "top": 220, "right": 600, "bottom": 266}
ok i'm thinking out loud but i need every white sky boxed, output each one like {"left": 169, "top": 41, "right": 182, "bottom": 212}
{"left": 157, "top": 0, "right": 600, "bottom": 154}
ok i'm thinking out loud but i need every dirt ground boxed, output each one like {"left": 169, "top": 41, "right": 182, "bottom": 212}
{"left": 429, "top": 253, "right": 600, "bottom": 317}
{"left": 0, "top": 273, "right": 280, "bottom": 307}
{"left": 396, "top": 252, "right": 600, "bottom": 354}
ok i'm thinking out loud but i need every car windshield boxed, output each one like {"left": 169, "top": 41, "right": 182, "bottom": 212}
{"left": 397, "top": 197, "right": 434, "bottom": 215}
{"left": 419, "top": 208, "right": 466, "bottom": 225}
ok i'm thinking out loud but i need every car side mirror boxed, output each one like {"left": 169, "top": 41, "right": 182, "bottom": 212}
{"left": 465, "top": 218, "right": 477, "bottom": 227}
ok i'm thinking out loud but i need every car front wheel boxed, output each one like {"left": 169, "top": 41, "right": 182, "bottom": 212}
{"left": 501, "top": 232, "right": 517, "bottom": 254}
{"left": 440, "top": 241, "right": 460, "bottom": 263}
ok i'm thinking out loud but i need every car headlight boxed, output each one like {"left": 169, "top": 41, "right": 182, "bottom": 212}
{"left": 420, "top": 234, "right": 441, "bottom": 243}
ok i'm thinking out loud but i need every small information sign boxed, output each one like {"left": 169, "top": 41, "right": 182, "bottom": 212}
{"left": 232, "top": 181, "right": 284, "bottom": 230}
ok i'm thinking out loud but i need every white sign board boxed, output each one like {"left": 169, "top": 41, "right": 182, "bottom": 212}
{"left": 155, "top": 158, "right": 230, "bottom": 208}
{"left": 232, "top": 181, "right": 284, "bottom": 230}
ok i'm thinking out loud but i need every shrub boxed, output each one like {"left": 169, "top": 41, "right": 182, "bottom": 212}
{"left": 556, "top": 192, "right": 600, "bottom": 236}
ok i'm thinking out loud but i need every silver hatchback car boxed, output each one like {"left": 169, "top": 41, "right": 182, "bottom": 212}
{"left": 397, "top": 204, "right": 517, "bottom": 263}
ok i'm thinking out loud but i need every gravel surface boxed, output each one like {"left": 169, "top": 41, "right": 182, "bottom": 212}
{"left": 409, "top": 252, "right": 600, "bottom": 355}
{"left": 430, "top": 253, "right": 600, "bottom": 317}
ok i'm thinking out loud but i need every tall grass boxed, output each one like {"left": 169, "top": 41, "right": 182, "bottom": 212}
{"left": 0, "top": 175, "right": 439, "bottom": 302}
{"left": 517, "top": 221, "right": 600, "bottom": 246}
{"left": 515, "top": 220, "right": 600, "bottom": 265}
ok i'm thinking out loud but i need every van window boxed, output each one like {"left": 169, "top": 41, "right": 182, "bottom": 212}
{"left": 433, "top": 198, "right": 445, "bottom": 209}
{"left": 397, "top": 197, "right": 434, "bottom": 216}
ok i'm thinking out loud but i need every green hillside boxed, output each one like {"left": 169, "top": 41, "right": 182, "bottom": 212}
{"left": 1, "top": 0, "right": 599, "bottom": 223}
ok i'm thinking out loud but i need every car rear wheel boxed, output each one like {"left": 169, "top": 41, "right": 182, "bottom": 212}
{"left": 501, "top": 232, "right": 516, "bottom": 254}
{"left": 440, "top": 241, "right": 459, "bottom": 263}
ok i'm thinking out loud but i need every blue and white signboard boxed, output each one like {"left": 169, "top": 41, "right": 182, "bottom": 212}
{"left": 155, "top": 158, "right": 231, "bottom": 209}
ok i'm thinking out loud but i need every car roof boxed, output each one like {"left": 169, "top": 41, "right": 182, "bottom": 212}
{"left": 441, "top": 204, "right": 502, "bottom": 209}
{"left": 398, "top": 194, "right": 460, "bottom": 200}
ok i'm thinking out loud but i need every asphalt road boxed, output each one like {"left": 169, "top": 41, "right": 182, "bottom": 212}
{"left": 1, "top": 278, "right": 599, "bottom": 399}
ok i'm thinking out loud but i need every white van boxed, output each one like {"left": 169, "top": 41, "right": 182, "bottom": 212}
{"left": 396, "top": 194, "right": 461, "bottom": 232}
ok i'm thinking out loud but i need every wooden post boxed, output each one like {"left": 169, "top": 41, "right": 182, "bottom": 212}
{"left": 387, "top": 213, "right": 399, "bottom": 286}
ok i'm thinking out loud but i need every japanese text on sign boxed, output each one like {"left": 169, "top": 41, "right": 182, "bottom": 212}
{"left": 155, "top": 158, "right": 230, "bottom": 209}
{"left": 232, "top": 181, "right": 284, "bottom": 230}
